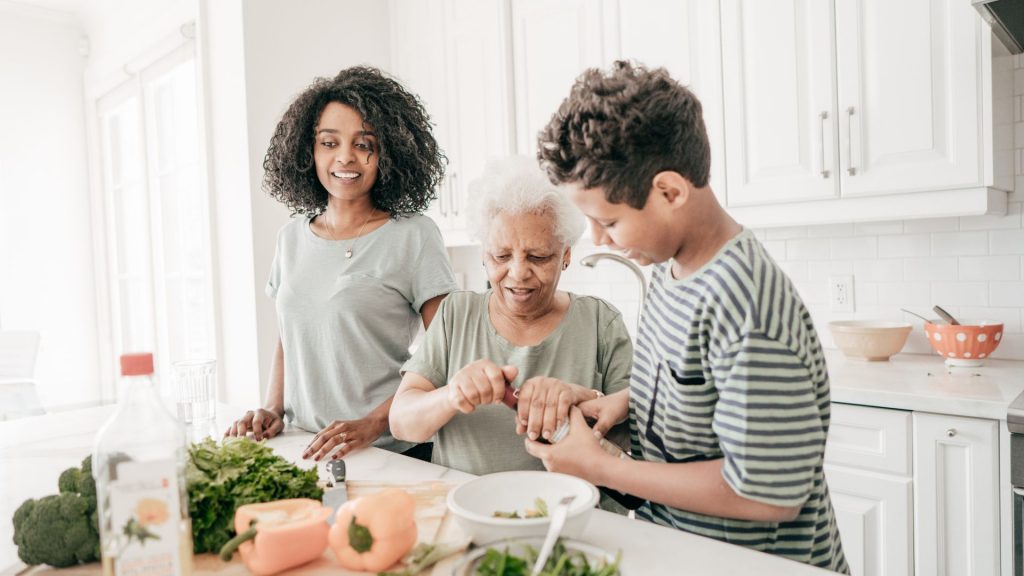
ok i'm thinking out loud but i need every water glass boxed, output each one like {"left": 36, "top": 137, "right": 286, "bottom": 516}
{"left": 171, "top": 359, "right": 217, "bottom": 441}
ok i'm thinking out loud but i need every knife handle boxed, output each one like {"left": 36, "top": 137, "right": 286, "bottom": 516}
{"left": 502, "top": 379, "right": 519, "bottom": 410}
{"left": 327, "top": 459, "right": 346, "bottom": 482}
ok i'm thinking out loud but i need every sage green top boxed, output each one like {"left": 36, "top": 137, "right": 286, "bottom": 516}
{"left": 401, "top": 290, "right": 633, "bottom": 475}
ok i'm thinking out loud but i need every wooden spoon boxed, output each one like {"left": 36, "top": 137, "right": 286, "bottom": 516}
{"left": 932, "top": 305, "right": 960, "bottom": 325}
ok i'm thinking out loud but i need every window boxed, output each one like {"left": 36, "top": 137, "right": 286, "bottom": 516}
{"left": 97, "top": 42, "right": 214, "bottom": 395}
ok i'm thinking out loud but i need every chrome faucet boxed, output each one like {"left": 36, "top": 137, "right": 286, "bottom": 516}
{"left": 579, "top": 253, "right": 648, "bottom": 332}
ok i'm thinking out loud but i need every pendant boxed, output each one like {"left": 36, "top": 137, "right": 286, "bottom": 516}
{"left": 345, "top": 249, "right": 353, "bottom": 259}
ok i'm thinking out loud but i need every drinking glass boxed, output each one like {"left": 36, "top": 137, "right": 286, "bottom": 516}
{"left": 171, "top": 359, "right": 217, "bottom": 442}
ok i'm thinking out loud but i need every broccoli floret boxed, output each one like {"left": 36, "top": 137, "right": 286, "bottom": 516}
{"left": 12, "top": 494, "right": 99, "bottom": 567}
{"left": 57, "top": 467, "right": 81, "bottom": 494}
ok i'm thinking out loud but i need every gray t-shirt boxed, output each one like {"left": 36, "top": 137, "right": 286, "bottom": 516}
{"left": 401, "top": 290, "right": 633, "bottom": 475}
{"left": 267, "top": 214, "right": 457, "bottom": 452}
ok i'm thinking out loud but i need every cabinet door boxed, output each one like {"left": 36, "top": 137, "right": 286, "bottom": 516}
{"left": 442, "top": 0, "right": 515, "bottom": 237}
{"left": 913, "top": 412, "right": 999, "bottom": 576}
{"left": 390, "top": 0, "right": 451, "bottom": 229}
{"left": 613, "top": 0, "right": 727, "bottom": 201}
{"left": 510, "top": 0, "right": 607, "bottom": 157}
{"left": 835, "top": 0, "right": 982, "bottom": 197}
{"left": 720, "top": 0, "right": 839, "bottom": 207}
{"left": 826, "top": 465, "right": 913, "bottom": 576}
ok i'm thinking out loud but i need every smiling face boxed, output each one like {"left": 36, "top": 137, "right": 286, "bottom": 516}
{"left": 565, "top": 182, "right": 676, "bottom": 267}
{"left": 485, "top": 211, "right": 570, "bottom": 319}
{"left": 313, "top": 102, "right": 379, "bottom": 202}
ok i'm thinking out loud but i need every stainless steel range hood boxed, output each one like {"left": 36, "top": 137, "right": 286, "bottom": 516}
{"left": 975, "top": 0, "right": 1024, "bottom": 54}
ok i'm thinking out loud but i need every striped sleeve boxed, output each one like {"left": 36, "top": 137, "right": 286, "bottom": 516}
{"left": 712, "top": 331, "right": 825, "bottom": 508}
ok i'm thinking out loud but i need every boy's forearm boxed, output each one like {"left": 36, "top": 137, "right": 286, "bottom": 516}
{"left": 599, "top": 457, "right": 801, "bottom": 523}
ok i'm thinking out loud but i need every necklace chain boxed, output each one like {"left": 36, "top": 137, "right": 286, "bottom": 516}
{"left": 325, "top": 210, "right": 375, "bottom": 259}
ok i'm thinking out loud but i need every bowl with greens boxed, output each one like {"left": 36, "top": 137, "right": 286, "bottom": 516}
{"left": 449, "top": 537, "right": 621, "bottom": 576}
{"left": 447, "top": 471, "right": 599, "bottom": 545}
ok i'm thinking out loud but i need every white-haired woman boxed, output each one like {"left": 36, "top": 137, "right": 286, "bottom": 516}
{"left": 389, "top": 156, "right": 633, "bottom": 475}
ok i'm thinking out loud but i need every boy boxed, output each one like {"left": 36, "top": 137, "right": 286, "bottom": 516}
{"left": 527, "top": 61, "right": 849, "bottom": 573}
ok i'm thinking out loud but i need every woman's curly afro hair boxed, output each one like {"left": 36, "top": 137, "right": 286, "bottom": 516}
{"left": 263, "top": 66, "right": 446, "bottom": 217}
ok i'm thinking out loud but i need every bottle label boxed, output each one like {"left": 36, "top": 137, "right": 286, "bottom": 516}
{"left": 109, "top": 459, "right": 182, "bottom": 576}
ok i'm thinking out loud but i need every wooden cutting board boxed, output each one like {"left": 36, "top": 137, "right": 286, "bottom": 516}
{"left": 20, "top": 481, "right": 468, "bottom": 576}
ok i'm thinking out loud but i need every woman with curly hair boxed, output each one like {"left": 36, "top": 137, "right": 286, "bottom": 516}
{"left": 225, "top": 66, "right": 458, "bottom": 463}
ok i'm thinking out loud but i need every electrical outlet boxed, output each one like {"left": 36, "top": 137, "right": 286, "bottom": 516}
{"left": 828, "top": 275, "right": 855, "bottom": 312}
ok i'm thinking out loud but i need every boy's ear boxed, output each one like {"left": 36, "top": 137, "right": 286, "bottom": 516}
{"left": 651, "top": 171, "right": 691, "bottom": 208}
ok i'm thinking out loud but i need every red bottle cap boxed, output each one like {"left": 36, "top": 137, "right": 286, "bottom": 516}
{"left": 502, "top": 380, "right": 518, "bottom": 410}
{"left": 120, "top": 353, "right": 154, "bottom": 376}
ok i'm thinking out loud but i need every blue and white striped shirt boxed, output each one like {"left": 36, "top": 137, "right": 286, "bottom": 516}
{"left": 630, "top": 229, "right": 848, "bottom": 573}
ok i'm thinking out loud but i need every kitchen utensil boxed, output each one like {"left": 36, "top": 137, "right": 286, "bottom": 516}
{"left": 924, "top": 320, "right": 1004, "bottom": 367}
{"left": 932, "top": 305, "right": 961, "bottom": 325}
{"left": 531, "top": 495, "right": 576, "bottom": 576}
{"left": 900, "top": 308, "right": 932, "bottom": 323}
{"left": 322, "top": 459, "right": 347, "bottom": 524}
{"left": 446, "top": 471, "right": 598, "bottom": 544}
{"left": 829, "top": 321, "right": 912, "bottom": 361}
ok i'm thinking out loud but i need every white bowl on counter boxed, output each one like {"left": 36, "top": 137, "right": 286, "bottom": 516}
{"left": 446, "top": 470, "right": 599, "bottom": 545}
{"left": 829, "top": 320, "right": 912, "bottom": 361}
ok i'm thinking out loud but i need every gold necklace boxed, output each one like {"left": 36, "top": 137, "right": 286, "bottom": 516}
{"left": 325, "top": 210, "right": 375, "bottom": 259}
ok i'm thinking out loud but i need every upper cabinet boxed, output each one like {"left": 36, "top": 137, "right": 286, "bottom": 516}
{"left": 391, "top": 0, "right": 515, "bottom": 246}
{"left": 721, "top": 0, "right": 1013, "bottom": 227}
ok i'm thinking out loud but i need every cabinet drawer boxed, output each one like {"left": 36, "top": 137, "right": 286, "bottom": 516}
{"left": 826, "top": 403, "right": 912, "bottom": 476}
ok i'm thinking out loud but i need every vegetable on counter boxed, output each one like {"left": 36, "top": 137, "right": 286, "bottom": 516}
{"left": 186, "top": 438, "right": 322, "bottom": 554}
{"left": 12, "top": 456, "right": 99, "bottom": 567}
{"left": 476, "top": 539, "right": 621, "bottom": 576}
{"left": 218, "top": 498, "right": 331, "bottom": 576}
{"left": 493, "top": 498, "right": 548, "bottom": 519}
{"left": 328, "top": 487, "right": 417, "bottom": 572}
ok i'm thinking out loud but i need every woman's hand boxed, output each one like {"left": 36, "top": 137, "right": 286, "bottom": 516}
{"left": 224, "top": 408, "right": 284, "bottom": 441}
{"left": 515, "top": 376, "right": 580, "bottom": 441}
{"left": 525, "top": 407, "right": 610, "bottom": 481}
{"left": 303, "top": 414, "right": 388, "bottom": 461}
{"left": 577, "top": 388, "right": 629, "bottom": 439}
{"left": 447, "top": 360, "right": 518, "bottom": 413}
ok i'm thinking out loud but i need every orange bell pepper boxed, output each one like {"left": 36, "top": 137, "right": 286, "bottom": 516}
{"left": 219, "top": 498, "right": 331, "bottom": 576}
{"left": 328, "top": 488, "right": 417, "bottom": 572}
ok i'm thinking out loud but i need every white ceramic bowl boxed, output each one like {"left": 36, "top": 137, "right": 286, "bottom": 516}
{"left": 446, "top": 471, "right": 600, "bottom": 545}
{"left": 829, "top": 320, "right": 912, "bottom": 361}
{"left": 449, "top": 537, "right": 621, "bottom": 575}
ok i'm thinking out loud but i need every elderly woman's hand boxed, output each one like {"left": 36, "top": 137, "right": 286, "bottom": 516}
{"left": 516, "top": 377, "right": 597, "bottom": 442}
{"left": 448, "top": 359, "right": 519, "bottom": 413}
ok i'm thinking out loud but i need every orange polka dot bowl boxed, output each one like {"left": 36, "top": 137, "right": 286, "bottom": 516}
{"left": 923, "top": 320, "right": 1004, "bottom": 367}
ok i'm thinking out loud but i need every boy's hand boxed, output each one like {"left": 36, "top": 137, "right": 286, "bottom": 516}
{"left": 577, "top": 388, "right": 629, "bottom": 439}
{"left": 525, "top": 407, "right": 609, "bottom": 481}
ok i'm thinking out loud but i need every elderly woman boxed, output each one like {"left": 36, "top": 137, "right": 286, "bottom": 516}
{"left": 389, "top": 156, "right": 633, "bottom": 475}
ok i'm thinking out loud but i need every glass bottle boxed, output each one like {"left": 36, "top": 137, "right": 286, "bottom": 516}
{"left": 93, "top": 353, "right": 193, "bottom": 576}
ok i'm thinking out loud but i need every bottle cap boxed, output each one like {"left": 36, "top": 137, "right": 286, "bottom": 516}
{"left": 120, "top": 353, "right": 154, "bottom": 376}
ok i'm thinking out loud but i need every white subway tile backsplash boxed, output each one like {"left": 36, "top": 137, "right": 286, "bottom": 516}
{"left": 778, "top": 260, "right": 808, "bottom": 282}
{"left": 807, "top": 260, "right": 854, "bottom": 281}
{"left": 959, "top": 202, "right": 1022, "bottom": 231}
{"left": 904, "top": 257, "right": 958, "bottom": 281}
{"left": 855, "top": 282, "right": 879, "bottom": 307}
{"left": 877, "top": 282, "right": 931, "bottom": 306}
{"left": 831, "top": 236, "right": 877, "bottom": 259}
{"left": 958, "top": 307, "right": 1022, "bottom": 332}
{"left": 766, "top": 226, "right": 807, "bottom": 240}
{"left": 854, "top": 259, "right": 904, "bottom": 282}
{"left": 931, "top": 231, "right": 988, "bottom": 255}
{"left": 787, "top": 238, "right": 830, "bottom": 260}
{"left": 806, "top": 224, "right": 855, "bottom": 238}
{"left": 854, "top": 221, "right": 904, "bottom": 236}
{"left": 878, "top": 234, "right": 931, "bottom": 258}
{"left": 959, "top": 255, "right": 1021, "bottom": 281}
{"left": 990, "top": 229, "right": 1024, "bottom": 254}
{"left": 903, "top": 217, "right": 959, "bottom": 234}
{"left": 991, "top": 282, "right": 1024, "bottom": 307}
{"left": 763, "top": 240, "right": 787, "bottom": 261}
{"left": 931, "top": 282, "right": 988, "bottom": 306}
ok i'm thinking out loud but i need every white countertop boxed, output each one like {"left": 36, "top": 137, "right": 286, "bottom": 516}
{"left": 825, "top": 349, "right": 1024, "bottom": 420}
{"left": 0, "top": 405, "right": 835, "bottom": 576}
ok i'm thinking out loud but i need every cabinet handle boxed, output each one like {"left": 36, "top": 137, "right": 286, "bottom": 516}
{"left": 818, "top": 111, "right": 830, "bottom": 179}
{"left": 450, "top": 171, "right": 459, "bottom": 216}
{"left": 946, "top": 428, "right": 957, "bottom": 437}
{"left": 439, "top": 176, "right": 448, "bottom": 216}
{"left": 846, "top": 107, "right": 857, "bottom": 176}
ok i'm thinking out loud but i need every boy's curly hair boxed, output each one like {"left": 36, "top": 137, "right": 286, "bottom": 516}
{"left": 263, "top": 66, "right": 445, "bottom": 217}
{"left": 537, "top": 60, "right": 710, "bottom": 209}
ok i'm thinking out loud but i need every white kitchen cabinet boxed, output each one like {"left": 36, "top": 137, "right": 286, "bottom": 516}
{"left": 913, "top": 411, "right": 1000, "bottom": 576}
{"left": 391, "top": 0, "right": 515, "bottom": 246}
{"left": 720, "top": 0, "right": 1012, "bottom": 227}
{"left": 826, "top": 403, "right": 914, "bottom": 576}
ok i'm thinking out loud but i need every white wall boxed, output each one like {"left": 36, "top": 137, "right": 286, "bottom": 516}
{"left": 0, "top": 3, "right": 101, "bottom": 408}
